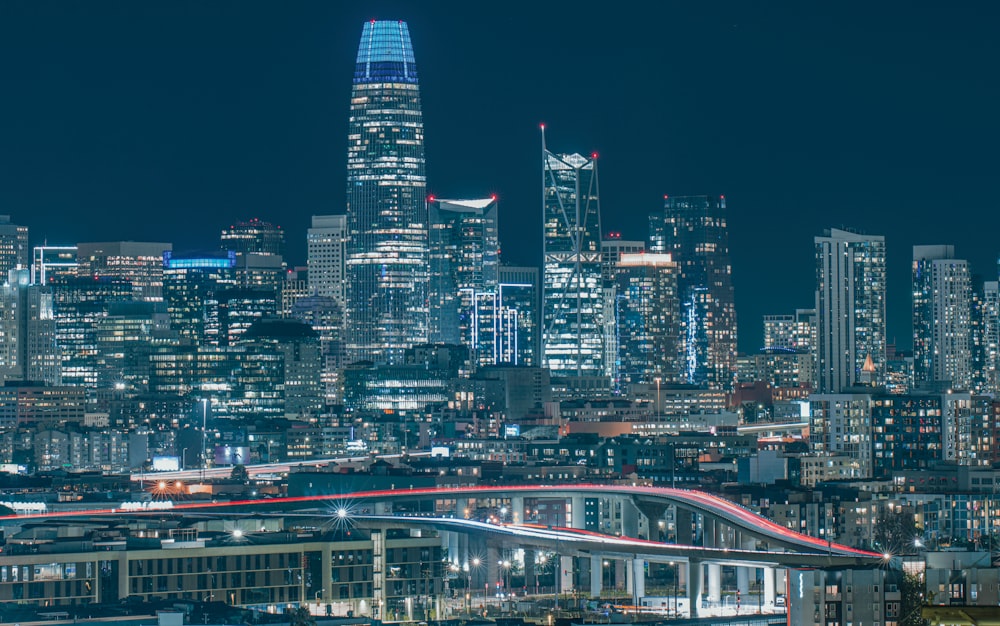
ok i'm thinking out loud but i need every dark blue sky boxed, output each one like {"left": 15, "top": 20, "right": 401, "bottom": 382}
{"left": 0, "top": 1, "right": 997, "bottom": 352}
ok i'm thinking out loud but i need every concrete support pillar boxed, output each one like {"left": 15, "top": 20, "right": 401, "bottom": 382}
{"left": 374, "top": 501, "right": 391, "bottom": 515}
{"left": 615, "top": 558, "right": 626, "bottom": 590}
{"left": 321, "top": 543, "right": 332, "bottom": 603}
{"left": 560, "top": 555, "right": 575, "bottom": 594}
{"left": 487, "top": 545, "right": 500, "bottom": 597}
{"left": 571, "top": 495, "right": 586, "bottom": 529}
{"left": 446, "top": 531, "right": 460, "bottom": 566}
{"left": 736, "top": 534, "right": 753, "bottom": 598}
{"left": 524, "top": 549, "right": 536, "bottom": 594}
{"left": 631, "top": 558, "right": 645, "bottom": 602}
{"left": 763, "top": 566, "right": 776, "bottom": 608}
{"left": 456, "top": 497, "right": 469, "bottom": 519}
{"left": 372, "top": 528, "right": 385, "bottom": 619}
{"left": 707, "top": 563, "right": 721, "bottom": 604}
{"left": 737, "top": 566, "right": 750, "bottom": 599}
{"left": 511, "top": 495, "right": 525, "bottom": 524}
{"left": 687, "top": 560, "right": 703, "bottom": 618}
{"left": 590, "top": 554, "right": 602, "bottom": 598}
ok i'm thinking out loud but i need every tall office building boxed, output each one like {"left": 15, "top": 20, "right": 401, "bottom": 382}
{"left": 541, "top": 131, "right": 604, "bottom": 378}
{"left": 307, "top": 215, "right": 347, "bottom": 309}
{"left": 76, "top": 241, "right": 172, "bottom": 302}
{"left": 814, "top": 228, "right": 887, "bottom": 393}
{"left": 0, "top": 270, "right": 59, "bottom": 385}
{"left": 221, "top": 218, "right": 285, "bottom": 257}
{"left": 912, "top": 245, "right": 972, "bottom": 389}
{"left": 51, "top": 277, "right": 134, "bottom": 388}
{"left": 649, "top": 195, "right": 737, "bottom": 390}
{"left": 612, "top": 252, "right": 681, "bottom": 391}
{"left": 344, "top": 20, "right": 429, "bottom": 365}
{"left": 600, "top": 234, "right": 644, "bottom": 284}
{"left": 428, "top": 197, "right": 499, "bottom": 346}
{"left": 0, "top": 216, "right": 28, "bottom": 276}
{"left": 31, "top": 246, "right": 77, "bottom": 285}
{"left": 162, "top": 251, "right": 238, "bottom": 345}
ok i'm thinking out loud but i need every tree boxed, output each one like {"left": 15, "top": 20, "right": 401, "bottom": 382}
{"left": 288, "top": 606, "right": 315, "bottom": 626}
{"left": 899, "top": 571, "right": 929, "bottom": 626}
{"left": 230, "top": 464, "right": 249, "bottom": 484}
{"left": 873, "top": 507, "right": 921, "bottom": 556}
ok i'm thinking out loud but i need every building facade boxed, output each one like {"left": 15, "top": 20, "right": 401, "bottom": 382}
{"left": 814, "top": 228, "right": 886, "bottom": 393}
{"left": 307, "top": 214, "right": 347, "bottom": 309}
{"left": 912, "top": 245, "right": 972, "bottom": 389}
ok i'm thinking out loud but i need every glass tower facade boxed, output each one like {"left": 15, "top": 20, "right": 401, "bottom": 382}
{"left": 345, "top": 20, "right": 428, "bottom": 365}
{"left": 428, "top": 197, "right": 499, "bottom": 347}
{"left": 650, "top": 195, "right": 737, "bottom": 390}
{"left": 541, "top": 137, "right": 603, "bottom": 378}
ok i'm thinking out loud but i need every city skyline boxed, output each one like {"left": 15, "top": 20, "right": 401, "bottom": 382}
{"left": 1, "top": 2, "right": 998, "bottom": 351}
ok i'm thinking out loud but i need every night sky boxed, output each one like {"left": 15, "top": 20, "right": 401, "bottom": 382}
{"left": 0, "top": 2, "right": 997, "bottom": 352}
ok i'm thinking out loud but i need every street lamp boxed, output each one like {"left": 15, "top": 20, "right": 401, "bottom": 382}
{"left": 181, "top": 447, "right": 188, "bottom": 470}
{"left": 470, "top": 558, "right": 481, "bottom": 615}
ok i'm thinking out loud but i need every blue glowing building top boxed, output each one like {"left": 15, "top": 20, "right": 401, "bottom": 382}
{"left": 354, "top": 20, "right": 418, "bottom": 84}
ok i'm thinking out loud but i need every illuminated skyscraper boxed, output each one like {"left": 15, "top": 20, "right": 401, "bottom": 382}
{"left": 912, "top": 245, "right": 971, "bottom": 389}
{"left": 428, "top": 197, "right": 499, "bottom": 346}
{"left": 815, "top": 228, "right": 886, "bottom": 393}
{"left": 344, "top": 20, "right": 428, "bottom": 365}
{"left": 541, "top": 130, "right": 604, "bottom": 378}
{"left": 649, "top": 195, "right": 737, "bottom": 390}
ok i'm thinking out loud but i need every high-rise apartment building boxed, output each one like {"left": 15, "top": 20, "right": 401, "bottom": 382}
{"left": 763, "top": 309, "right": 816, "bottom": 352}
{"left": 649, "top": 195, "right": 737, "bottom": 390}
{"left": 344, "top": 20, "right": 429, "bottom": 365}
{"left": 428, "top": 197, "right": 499, "bottom": 346}
{"left": 306, "top": 215, "right": 347, "bottom": 309}
{"left": 76, "top": 241, "right": 172, "bottom": 302}
{"left": 913, "top": 245, "right": 972, "bottom": 389}
{"left": 809, "top": 393, "right": 873, "bottom": 479}
{"left": 975, "top": 280, "right": 1000, "bottom": 393}
{"left": 814, "top": 228, "right": 886, "bottom": 393}
{"left": 541, "top": 132, "right": 604, "bottom": 378}
{"left": 0, "top": 216, "right": 28, "bottom": 276}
